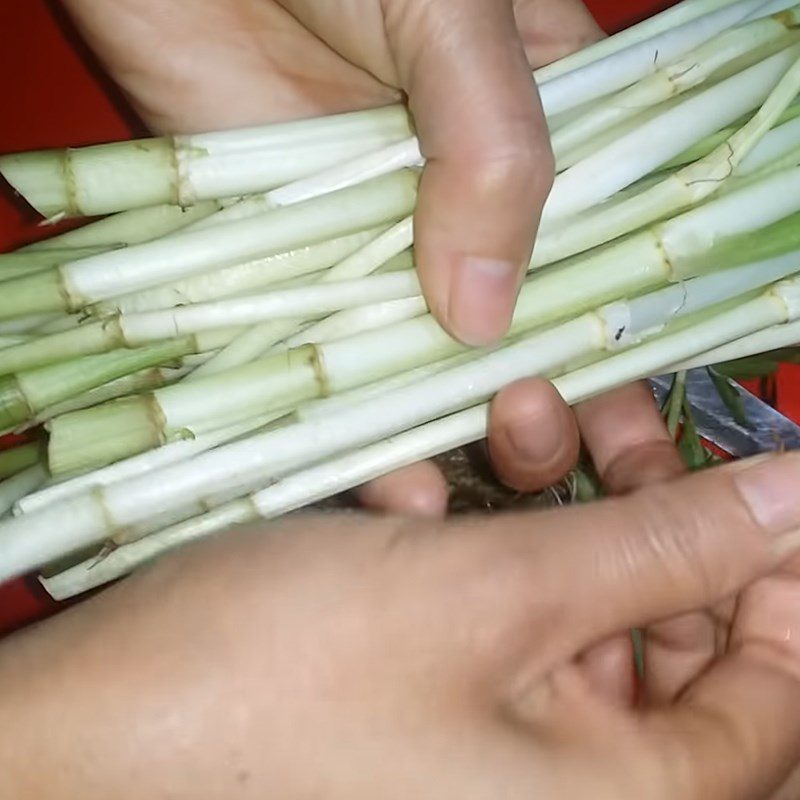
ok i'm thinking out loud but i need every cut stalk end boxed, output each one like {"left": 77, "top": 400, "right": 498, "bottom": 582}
{"left": 47, "top": 395, "right": 165, "bottom": 476}
{"left": 0, "top": 270, "right": 69, "bottom": 321}
{"left": 0, "top": 150, "right": 72, "bottom": 219}
{"left": 0, "top": 375, "right": 34, "bottom": 432}
{"left": 0, "top": 139, "right": 177, "bottom": 219}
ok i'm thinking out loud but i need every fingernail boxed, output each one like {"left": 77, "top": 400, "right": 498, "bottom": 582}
{"left": 448, "top": 257, "right": 519, "bottom": 346}
{"left": 734, "top": 453, "right": 800, "bottom": 537}
{"left": 506, "top": 414, "right": 561, "bottom": 464}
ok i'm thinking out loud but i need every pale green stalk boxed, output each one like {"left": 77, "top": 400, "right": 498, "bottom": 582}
{"left": 535, "top": 0, "right": 747, "bottom": 83}
{"left": 44, "top": 241, "right": 798, "bottom": 476}
{"left": 0, "top": 339, "right": 201, "bottom": 434}
{"left": 541, "top": 45, "right": 800, "bottom": 229}
{"left": 29, "top": 367, "right": 183, "bottom": 427}
{"left": 0, "top": 464, "right": 48, "bottom": 518}
{"left": 193, "top": 217, "right": 415, "bottom": 377}
{"left": 0, "top": 171, "right": 419, "bottom": 321}
{"left": 551, "top": 10, "right": 800, "bottom": 161}
{"left": 0, "top": 247, "right": 108, "bottom": 279}
{"left": 13, "top": 273, "right": 800, "bottom": 586}
{"left": 535, "top": 53, "right": 800, "bottom": 267}
{"left": 86, "top": 228, "right": 384, "bottom": 317}
{"left": 0, "top": 107, "right": 413, "bottom": 218}
{"left": 20, "top": 201, "right": 223, "bottom": 251}
{"left": 0, "top": 442, "right": 42, "bottom": 480}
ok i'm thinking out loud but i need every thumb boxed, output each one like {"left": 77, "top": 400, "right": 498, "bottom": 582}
{"left": 434, "top": 453, "right": 800, "bottom": 664}
{"left": 385, "top": 0, "right": 553, "bottom": 346}
{"left": 544, "top": 453, "right": 800, "bottom": 651}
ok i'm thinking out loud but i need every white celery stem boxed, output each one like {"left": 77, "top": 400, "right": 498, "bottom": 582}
{"left": 42, "top": 184, "right": 800, "bottom": 445}
{"left": 41, "top": 272, "right": 800, "bottom": 599}
{"left": 537, "top": 0, "right": 775, "bottom": 118}
{"left": 192, "top": 217, "right": 414, "bottom": 377}
{"left": 0, "top": 315, "right": 59, "bottom": 335}
{"left": 674, "top": 318, "right": 800, "bottom": 367}
{"left": 42, "top": 408, "right": 493, "bottom": 599}
{"left": 0, "top": 247, "right": 109, "bottom": 279}
{"left": 3, "top": 316, "right": 609, "bottom": 576}
{"left": 318, "top": 217, "right": 414, "bottom": 281}
{"left": 229, "top": 41, "right": 798, "bottom": 257}
{"left": 36, "top": 283, "right": 799, "bottom": 599}
{"left": 1, "top": 3, "right": 786, "bottom": 223}
{"left": 287, "top": 297, "right": 428, "bottom": 348}
{"left": 184, "top": 321, "right": 304, "bottom": 380}
{"left": 63, "top": 171, "right": 416, "bottom": 306}
{"left": 4, "top": 4, "right": 777, "bottom": 223}
{"left": 30, "top": 367, "right": 180, "bottom": 425}
{"left": 0, "top": 271, "right": 418, "bottom": 372}
{"left": 154, "top": 220, "right": 800, "bottom": 433}
{"left": 0, "top": 172, "right": 417, "bottom": 322}
{"left": 264, "top": 140, "right": 422, "bottom": 208}
{"left": 13, "top": 268, "right": 800, "bottom": 582}
{"left": 658, "top": 173, "right": 800, "bottom": 272}
{"left": 88, "top": 228, "right": 384, "bottom": 317}
{"left": 15, "top": 414, "right": 281, "bottom": 516}
{"left": 743, "top": 0, "right": 800, "bottom": 20}
{"left": 0, "top": 465, "right": 48, "bottom": 518}
{"left": 117, "top": 271, "right": 420, "bottom": 344}
{"left": 0, "top": 336, "right": 29, "bottom": 348}
{"left": 734, "top": 113, "right": 800, "bottom": 175}
{"left": 180, "top": 137, "right": 413, "bottom": 205}
{"left": 296, "top": 351, "right": 489, "bottom": 422}
{"left": 535, "top": 56, "right": 800, "bottom": 268}
{"left": 20, "top": 202, "right": 222, "bottom": 252}
{"left": 535, "top": 0, "right": 747, "bottom": 83}
{"left": 540, "top": 45, "right": 800, "bottom": 226}
{"left": 536, "top": 168, "right": 800, "bottom": 275}
{"left": 554, "top": 288, "right": 794, "bottom": 405}
{"left": 551, "top": 12, "right": 799, "bottom": 159}
{"left": 0, "top": 107, "right": 413, "bottom": 218}
{"left": 609, "top": 250, "right": 800, "bottom": 344}
{"left": 176, "top": 106, "right": 411, "bottom": 156}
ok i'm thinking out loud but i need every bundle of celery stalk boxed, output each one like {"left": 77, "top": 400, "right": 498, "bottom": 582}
{"left": 0, "top": 0, "right": 798, "bottom": 600}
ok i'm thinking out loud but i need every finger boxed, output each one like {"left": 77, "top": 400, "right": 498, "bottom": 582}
{"left": 652, "top": 571, "right": 800, "bottom": 800}
{"left": 573, "top": 382, "right": 704, "bottom": 700}
{"left": 576, "top": 633, "right": 636, "bottom": 708}
{"left": 574, "top": 382, "right": 686, "bottom": 494}
{"left": 488, "top": 378, "right": 580, "bottom": 493}
{"left": 356, "top": 460, "right": 448, "bottom": 518}
{"left": 385, "top": 0, "right": 553, "bottom": 345}
{"left": 513, "top": 0, "right": 605, "bottom": 68}
{"left": 433, "top": 454, "right": 800, "bottom": 669}
{"left": 642, "top": 611, "right": 719, "bottom": 703}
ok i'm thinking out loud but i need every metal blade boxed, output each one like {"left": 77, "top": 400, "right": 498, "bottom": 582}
{"left": 649, "top": 368, "right": 800, "bottom": 457}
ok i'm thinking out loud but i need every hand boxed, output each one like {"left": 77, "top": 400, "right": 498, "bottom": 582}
{"left": 506, "top": 379, "right": 800, "bottom": 800}
{"left": 3, "top": 454, "right": 800, "bottom": 798}
{"left": 59, "top": 0, "right": 607, "bottom": 515}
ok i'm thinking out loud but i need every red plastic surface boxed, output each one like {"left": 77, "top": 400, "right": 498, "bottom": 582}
{"left": 0, "top": 0, "right": 788, "bottom": 635}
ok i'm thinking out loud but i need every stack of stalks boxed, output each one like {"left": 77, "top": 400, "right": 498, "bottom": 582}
{"left": 0, "top": 0, "right": 798, "bottom": 601}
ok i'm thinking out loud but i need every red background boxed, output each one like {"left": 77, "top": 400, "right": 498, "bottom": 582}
{"left": 0, "top": 0, "right": 797, "bottom": 635}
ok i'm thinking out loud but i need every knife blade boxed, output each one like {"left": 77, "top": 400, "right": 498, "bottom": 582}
{"left": 649, "top": 368, "right": 800, "bottom": 457}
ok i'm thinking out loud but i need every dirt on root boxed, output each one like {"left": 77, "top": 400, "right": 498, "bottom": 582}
{"left": 313, "top": 443, "right": 569, "bottom": 514}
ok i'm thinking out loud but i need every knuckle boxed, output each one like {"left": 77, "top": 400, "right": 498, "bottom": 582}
{"left": 625, "top": 484, "right": 724, "bottom": 599}
{"left": 468, "top": 138, "right": 554, "bottom": 205}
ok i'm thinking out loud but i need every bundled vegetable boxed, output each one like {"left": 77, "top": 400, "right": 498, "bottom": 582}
{"left": 0, "top": 0, "right": 798, "bottom": 600}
